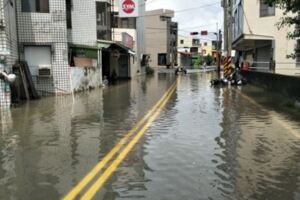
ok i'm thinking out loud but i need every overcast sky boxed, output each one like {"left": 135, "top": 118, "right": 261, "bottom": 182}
{"left": 146, "top": 0, "right": 223, "bottom": 39}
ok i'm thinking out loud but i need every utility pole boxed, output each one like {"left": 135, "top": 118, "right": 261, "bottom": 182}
{"left": 228, "top": 0, "right": 233, "bottom": 57}
{"left": 223, "top": 0, "right": 228, "bottom": 55}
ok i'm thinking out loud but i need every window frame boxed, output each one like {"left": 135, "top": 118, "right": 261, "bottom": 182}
{"left": 21, "top": 0, "right": 50, "bottom": 13}
{"left": 259, "top": 0, "right": 275, "bottom": 18}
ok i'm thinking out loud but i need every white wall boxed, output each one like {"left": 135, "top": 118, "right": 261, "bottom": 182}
{"left": 241, "top": 0, "right": 298, "bottom": 74}
{"left": 70, "top": 0, "right": 98, "bottom": 46}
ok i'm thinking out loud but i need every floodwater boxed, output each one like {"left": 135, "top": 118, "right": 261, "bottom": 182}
{"left": 0, "top": 73, "right": 300, "bottom": 200}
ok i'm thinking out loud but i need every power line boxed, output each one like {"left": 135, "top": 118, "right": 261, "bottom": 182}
{"left": 140, "top": 2, "right": 220, "bottom": 18}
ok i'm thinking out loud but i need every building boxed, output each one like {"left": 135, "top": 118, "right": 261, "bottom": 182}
{"left": 231, "top": 0, "right": 300, "bottom": 75}
{"left": 145, "top": 9, "right": 178, "bottom": 68}
{"left": 1, "top": 0, "right": 145, "bottom": 109}
{"left": 109, "top": 0, "right": 146, "bottom": 79}
{"left": 177, "top": 34, "right": 219, "bottom": 67}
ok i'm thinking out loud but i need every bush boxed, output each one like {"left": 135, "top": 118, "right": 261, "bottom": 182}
{"left": 146, "top": 66, "right": 154, "bottom": 75}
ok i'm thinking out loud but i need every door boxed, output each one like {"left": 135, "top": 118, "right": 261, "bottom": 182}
{"left": 24, "top": 46, "right": 51, "bottom": 76}
{"left": 118, "top": 55, "right": 129, "bottom": 78}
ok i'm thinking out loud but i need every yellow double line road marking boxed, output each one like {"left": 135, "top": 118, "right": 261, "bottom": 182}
{"left": 63, "top": 80, "right": 178, "bottom": 200}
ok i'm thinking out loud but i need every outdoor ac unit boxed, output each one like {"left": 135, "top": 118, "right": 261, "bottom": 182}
{"left": 37, "top": 65, "right": 52, "bottom": 77}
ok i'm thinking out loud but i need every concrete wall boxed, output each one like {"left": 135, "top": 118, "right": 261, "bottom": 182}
{"left": 70, "top": 67, "right": 102, "bottom": 92}
{"left": 17, "top": 0, "right": 71, "bottom": 95}
{"left": 242, "top": 71, "right": 300, "bottom": 101}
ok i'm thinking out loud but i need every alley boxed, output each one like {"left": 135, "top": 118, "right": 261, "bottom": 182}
{"left": 0, "top": 73, "right": 300, "bottom": 200}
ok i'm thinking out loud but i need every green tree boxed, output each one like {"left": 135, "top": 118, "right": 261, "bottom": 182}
{"left": 264, "top": 0, "right": 300, "bottom": 58}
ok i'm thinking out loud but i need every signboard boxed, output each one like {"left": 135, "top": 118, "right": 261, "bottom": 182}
{"left": 122, "top": 32, "right": 134, "bottom": 49}
{"left": 200, "top": 31, "right": 208, "bottom": 35}
{"left": 119, "top": 0, "right": 139, "bottom": 18}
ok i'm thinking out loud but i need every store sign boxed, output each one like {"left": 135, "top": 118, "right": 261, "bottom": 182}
{"left": 119, "top": 0, "right": 139, "bottom": 18}
{"left": 122, "top": 32, "right": 134, "bottom": 49}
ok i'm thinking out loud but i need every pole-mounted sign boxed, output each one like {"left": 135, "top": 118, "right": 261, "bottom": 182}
{"left": 119, "top": 0, "right": 139, "bottom": 18}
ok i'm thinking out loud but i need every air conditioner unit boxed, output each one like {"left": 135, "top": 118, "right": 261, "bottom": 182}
{"left": 37, "top": 65, "right": 52, "bottom": 77}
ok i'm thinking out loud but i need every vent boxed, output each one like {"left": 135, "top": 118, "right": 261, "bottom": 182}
{"left": 37, "top": 65, "right": 52, "bottom": 77}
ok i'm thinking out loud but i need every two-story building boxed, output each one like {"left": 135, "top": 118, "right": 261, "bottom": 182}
{"left": 232, "top": 0, "right": 300, "bottom": 75}
{"left": 145, "top": 9, "right": 178, "bottom": 68}
{"left": 0, "top": 0, "right": 124, "bottom": 108}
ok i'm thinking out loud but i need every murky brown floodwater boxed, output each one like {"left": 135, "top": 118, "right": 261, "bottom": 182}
{"left": 0, "top": 72, "right": 300, "bottom": 200}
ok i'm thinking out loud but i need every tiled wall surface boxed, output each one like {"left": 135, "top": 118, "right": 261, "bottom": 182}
{"left": 0, "top": 0, "right": 18, "bottom": 108}
{"left": 17, "top": 0, "right": 71, "bottom": 95}
{"left": 70, "top": 0, "right": 97, "bottom": 46}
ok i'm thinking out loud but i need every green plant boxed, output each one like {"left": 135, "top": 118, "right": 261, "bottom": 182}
{"left": 146, "top": 66, "right": 154, "bottom": 75}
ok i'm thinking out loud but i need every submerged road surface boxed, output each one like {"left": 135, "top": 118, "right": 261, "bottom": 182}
{"left": 0, "top": 73, "right": 300, "bottom": 200}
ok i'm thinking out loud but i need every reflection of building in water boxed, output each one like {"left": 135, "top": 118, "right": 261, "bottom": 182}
{"left": 216, "top": 87, "right": 300, "bottom": 199}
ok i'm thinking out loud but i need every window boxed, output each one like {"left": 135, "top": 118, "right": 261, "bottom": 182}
{"left": 66, "top": 0, "right": 72, "bottom": 29}
{"left": 158, "top": 54, "right": 167, "bottom": 65}
{"left": 192, "top": 39, "right": 200, "bottom": 45}
{"left": 296, "top": 40, "right": 300, "bottom": 66}
{"left": 22, "top": 0, "right": 49, "bottom": 13}
{"left": 204, "top": 42, "right": 207, "bottom": 46}
{"left": 96, "top": 2, "right": 111, "bottom": 40}
{"left": 160, "top": 16, "right": 171, "bottom": 22}
{"left": 260, "top": 0, "right": 275, "bottom": 17}
{"left": 190, "top": 47, "right": 198, "bottom": 53}
{"left": 180, "top": 40, "right": 184, "bottom": 44}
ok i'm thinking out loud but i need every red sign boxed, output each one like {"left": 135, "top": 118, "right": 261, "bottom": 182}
{"left": 122, "top": 32, "right": 134, "bottom": 49}
{"left": 201, "top": 31, "right": 208, "bottom": 35}
{"left": 122, "top": 0, "right": 135, "bottom": 14}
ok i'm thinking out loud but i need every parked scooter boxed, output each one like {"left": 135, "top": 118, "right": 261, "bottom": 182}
{"left": 211, "top": 66, "right": 247, "bottom": 87}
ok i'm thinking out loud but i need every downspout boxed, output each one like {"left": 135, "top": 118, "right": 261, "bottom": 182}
{"left": 14, "top": 0, "right": 20, "bottom": 61}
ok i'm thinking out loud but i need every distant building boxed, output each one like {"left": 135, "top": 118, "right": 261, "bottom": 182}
{"left": 232, "top": 0, "right": 300, "bottom": 75}
{"left": 177, "top": 34, "right": 219, "bottom": 67}
{"left": 145, "top": 9, "right": 178, "bottom": 68}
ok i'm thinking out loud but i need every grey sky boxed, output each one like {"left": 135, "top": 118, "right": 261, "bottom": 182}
{"left": 146, "top": 0, "right": 223, "bottom": 39}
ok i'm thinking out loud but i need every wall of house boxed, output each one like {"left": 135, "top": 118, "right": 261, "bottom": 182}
{"left": 242, "top": 0, "right": 297, "bottom": 73}
{"left": 70, "top": 67, "right": 102, "bottom": 92}
{"left": 113, "top": 28, "right": 138, "bottom": 78}
{"left": 0, "top": 0, "right": 18, "bottom": 109}
{"left": 16, "top": 0, "right": 71, "bottom": 95}
{"left": 70, "top": 0, "right": 97, "bottom": 46}
{"left": 145, "top": 9, "right": 174, "bottom": 68}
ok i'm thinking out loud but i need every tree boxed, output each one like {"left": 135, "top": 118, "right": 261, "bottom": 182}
{"left": 264, "top": 0, "right": 300, "bottom": 58}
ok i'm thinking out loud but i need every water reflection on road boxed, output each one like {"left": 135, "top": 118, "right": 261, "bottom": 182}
{"left": 0, "top": 73, "right": 300, "bottom": 200}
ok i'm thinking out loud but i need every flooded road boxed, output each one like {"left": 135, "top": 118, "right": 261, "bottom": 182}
{"left": 0, "top": 73, "right": 300, "bottom": 200}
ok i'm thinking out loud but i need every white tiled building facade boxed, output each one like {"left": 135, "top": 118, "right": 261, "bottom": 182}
{"left": 0, "top": 0, "right": 115, "bottom": 108}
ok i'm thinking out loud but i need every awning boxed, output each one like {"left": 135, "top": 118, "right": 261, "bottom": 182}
{"left": 178, "top": 51, "right": 192, "bottom": 56}
{"left": 233, "top": 34, "right": 274, "bottom": 51}
{"left": 69, "top": 44, "right": 98, "bottom": 59}
{"left": 98, "top": 40, "right": 136, "bottom": 55}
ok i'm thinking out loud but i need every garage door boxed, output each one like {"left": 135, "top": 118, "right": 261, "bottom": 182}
{"left": 24, "top": 46, "right": 51, "bottom": 76}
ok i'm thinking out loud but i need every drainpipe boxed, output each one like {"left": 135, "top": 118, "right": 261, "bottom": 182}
{"left": 14, "top": 0, "right": 20, "bottom": 61}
